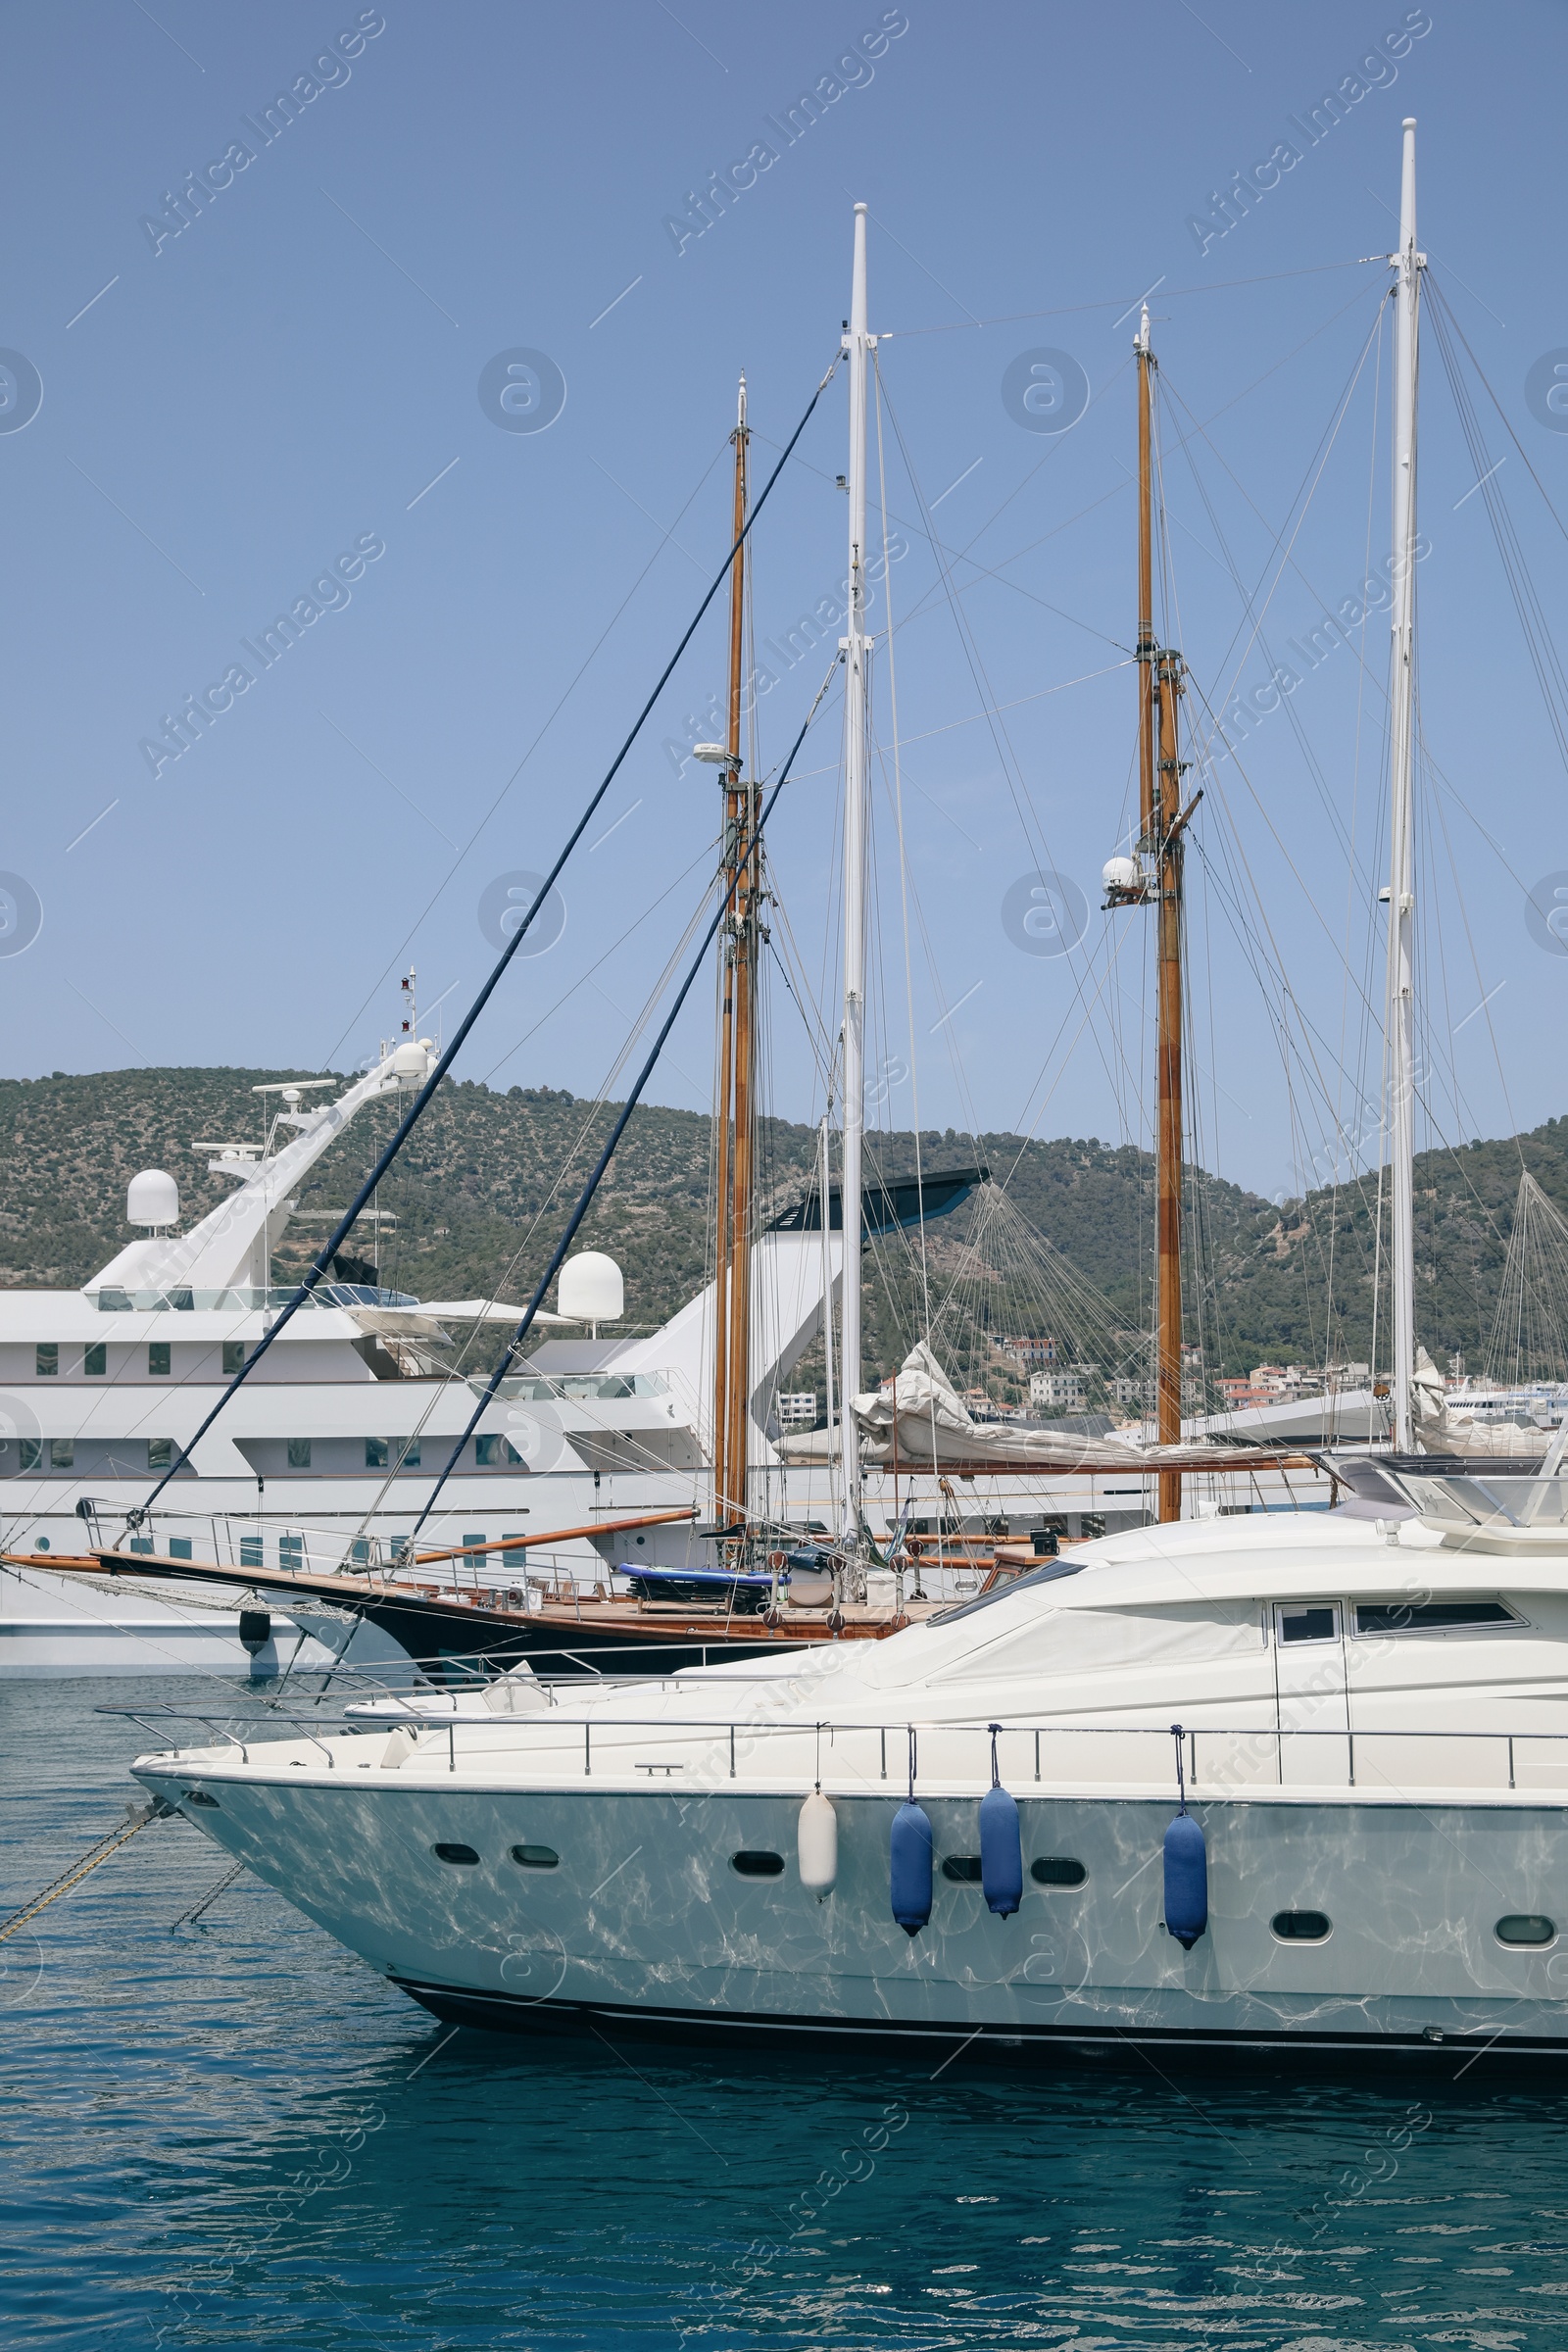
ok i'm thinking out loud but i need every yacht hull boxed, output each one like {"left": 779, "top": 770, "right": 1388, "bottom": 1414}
{"left": 131, "top": 1768, "right": 1568, "bottom": 2059}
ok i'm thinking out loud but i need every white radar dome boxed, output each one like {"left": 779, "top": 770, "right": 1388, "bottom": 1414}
{"left": 390, "top": 1041, "right": 431, "bottom": 1087}
{"left": 558, "top": 1250, "right": 623, "bottom": 1326}
{"left": 1102, "top": 856, "right": 1142, "bottom": 894}
{"left": 127, "top": 1169, "right": 179, "bottom": 1229}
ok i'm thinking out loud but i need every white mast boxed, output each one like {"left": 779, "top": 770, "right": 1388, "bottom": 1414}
{"left": 839, "top": 201, "right": 871, "bottom": 1539}
{"left": 1386, "top": 119, "right": 1422, "bottom": 1450}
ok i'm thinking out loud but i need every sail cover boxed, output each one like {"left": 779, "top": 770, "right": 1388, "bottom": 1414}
{"left": 778, "top": 1342, "right": 1310, "bottom": 1473}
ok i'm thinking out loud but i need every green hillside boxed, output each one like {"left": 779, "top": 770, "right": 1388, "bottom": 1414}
{"left": 0, "top": 1066, "right": 1560, "bottom": 1384}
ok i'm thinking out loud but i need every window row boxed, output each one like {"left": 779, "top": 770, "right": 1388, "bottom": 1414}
{"left": 32, "top": 1341, "right": 248, "bottom": 1377}
{"left": 279, "top": 1434, "right": 524, "bottom": 1470}
{"left": 21, "top": 1437, "right": 181, "bottom": 1471}
{"left": 1276, "top": 1598, "right": 1522, "bottom": 1645}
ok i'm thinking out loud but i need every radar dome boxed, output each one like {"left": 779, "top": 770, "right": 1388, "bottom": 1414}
{"left": 1102, "top": 856, "right": 1142, "bottom": 895}
{"left": 558, "top": 1250, "right": 623, "bottom": 1327}
{"left": 127, "top": 1169, "right": 179, "bottom": 1230}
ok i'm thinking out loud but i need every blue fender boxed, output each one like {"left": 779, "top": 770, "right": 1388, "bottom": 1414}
{"left": 978, "top": 1782, "right": 1022, "bottom": 1918}
{"left": 1163, "top": 1810, "right": 1207, "bottom": 1949}
{"left": 890, "top": 1799, "right": 933, "bottom": 1936}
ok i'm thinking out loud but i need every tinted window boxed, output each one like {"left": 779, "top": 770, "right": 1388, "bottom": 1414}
{"left": 432, "top": 1842, "right": 480, "bottom": 1866}
{"left": 1355, "top": 1601, "right": 1517, "bottom": 1634}
{"left": 510, "top": 1843, "right": 560, "bottom": 1869}
{"left": 84, "top": 1345, "right": 106, "bottom": 1376}
{"left": 1031, "top": 1856, "right": 1088, "bottom": 1888}
{"left": 941, "top": 1855, "right": 983, "bottom": 1884}
{"left": 1495, "top": 1914, "right": 1555, "bottom": 1946}
{"left": 730, "top": 1850, "right": 785, "bottom": 1878}
{"left": 1271, "top": 1909, "right": 1331, "bottom": 1941}
{"left": 1278, "top": 1605, "right": 1338, "bottom": 1645}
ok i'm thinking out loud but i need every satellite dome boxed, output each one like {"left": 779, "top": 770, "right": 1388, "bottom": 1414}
{"left": 558, "top": 1250, "right": 623, "bottom": 1326}
{"left": 1102, "top": 855, "right": 1142, "bottom": 895}
{"left": 127, "top": 1169, "right": 179, "bottom": 1230}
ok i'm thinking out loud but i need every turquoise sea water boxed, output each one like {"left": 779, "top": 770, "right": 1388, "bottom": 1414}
{"left": 3, "top": 1677, "right": 1566, "bottom": 2350}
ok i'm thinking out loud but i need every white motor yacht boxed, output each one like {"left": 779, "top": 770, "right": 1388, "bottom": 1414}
{"left": 128, "top": 1464, "right": 1568, "bottom": 2059}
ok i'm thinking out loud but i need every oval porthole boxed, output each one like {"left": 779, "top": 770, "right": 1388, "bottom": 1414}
{"left": 941, "top": 1855, "right": 984, "bottom": 1884}
{"left": 1271, "top": 1909, "right": 1332, "bottom": 1941}
{"left": 184, "top": 1789, "right": 220, "bottom": 1809}
{"left": 510, "top": 1843, "right": 560, "bottom": 1869}
{"left": 1031, "top": 1856, "right": 1088, "bottom": 1888}
{"left": 431, "top": 1841, "right": 480, "bottom": 1866}
{"left": 730, "top": 1849, "right": 785, "bottom": 1878}
{"left": 1495, "top": 1913, "right": 1555, "bottom": 1946}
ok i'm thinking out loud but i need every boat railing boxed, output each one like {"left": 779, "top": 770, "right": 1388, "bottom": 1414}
{"left": 98, "top": 1703, "right": 1568, "bottom": 1795}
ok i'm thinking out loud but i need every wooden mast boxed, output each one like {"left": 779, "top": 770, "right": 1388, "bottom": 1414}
{"left": 724, "top": 381, "right": 757, "bottom": 1523}
{"left": 1112, "top": 306, "right": 1189, "bottom": 1524}
{"left": 711, "top": 377, "right": 752, "bottom": 1525}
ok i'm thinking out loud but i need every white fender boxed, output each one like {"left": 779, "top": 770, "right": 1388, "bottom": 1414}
{"left": 798, "top": 1789, "right": 837, "bottom": 1897}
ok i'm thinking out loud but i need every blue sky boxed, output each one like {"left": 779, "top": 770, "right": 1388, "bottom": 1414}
{"left": 0, "top": 1, "right": 1563, "bottom": 1201}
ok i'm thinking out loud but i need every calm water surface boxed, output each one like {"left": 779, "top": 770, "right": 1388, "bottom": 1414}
{"left": 2, "top": 1677, "right": 1565, "bottom": 2348}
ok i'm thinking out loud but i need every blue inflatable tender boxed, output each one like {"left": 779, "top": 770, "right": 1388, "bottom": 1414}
{"left": 890, "top": 1799, "right": 933, "bottom": 1936}
{"left": 979, "top": 1724, "right": 1022, "bottom": 1918}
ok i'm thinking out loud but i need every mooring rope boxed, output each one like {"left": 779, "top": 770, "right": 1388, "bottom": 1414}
{"left": 0, "top": 1797, "right": 172, "bottom": 1942}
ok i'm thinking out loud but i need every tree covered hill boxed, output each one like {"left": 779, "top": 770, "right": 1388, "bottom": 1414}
{"left": 0, "top": 1065, "right": 1561, "bottom": 1380}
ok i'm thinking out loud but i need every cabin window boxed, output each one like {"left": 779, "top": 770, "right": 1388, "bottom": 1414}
{"left": 1354, "top": 1600, "right": 1520, "bottom": 1635}
{"left": 287, "top": 1439, "right": 312, "bottom": 1470}
{"left": 1276, "top": 1603, "right": 1340, "bottom": 1645}
{"left": 365, "top": 1438, "right": 389, "bottom": 1468}
{"left": 941, "top": 1855, "right": 983, "bottom": 1884}
{"left": 149, "top": 1343, "right": 171, "bottom": 1376}
{"left": 148, "top": 1439, "right": 173, "bottom": 1470}
{"left": 20, "top": 1440, "right": 41, "bottom": 1470}
{"left": 1271, "top": 1909, "right": 1332, "bottom": 1941}
{"left": 170, "top": 1539, "right": 192, "bottom": 1560}
{"left": 476, "top": 1434, "right": 522, "bottom": 1467}
{"left": 1495, "top": 1914, "right": 1555, "bottom": 1946}
{"left": 730, "top": 1850, "right": 785, "bottom": 1878}
{"left": 239, "top": 1538, "right": 264, "bottom": 1569}
{"left": 222, "top": 1342, "right": 245, "bottom": 1375}
{"left": 432, "top": 1842, "right": 480, "bottom": 1866}
{"left": 50, "top": 1440, "right": 74, "bottom": 1470}
{"left": 84, "top": 1345, "right": 106, "bottom": 1376}
{"left": 397, "top": 1439, "right": 421, "bottom": 1470}
{"left": 279, "top": 1536, "right": 304, "bottom": 1571}
{"left": 1031, "top": 1856, "right": 1089, "bottom": 1888}
{"left": 35, "top": 1345, "right": 57, "bottom": 1377}
{"left": 510, "top": 1843, "right": 560, "bottom": 1869}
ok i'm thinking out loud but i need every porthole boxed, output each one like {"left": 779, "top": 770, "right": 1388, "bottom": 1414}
{"left": 1495, "top": 1913, "right": 1555, "bottom": 1947}
{"left": 184, "top": 1789, "right": 220, "bottom": 1810}
{"left": 510, "top": 1843, "right": 560, "bottom": 1869}
{"left": 431, "top": 1841, "right": 480, "bottom": 1866}
{"left": 730, "top": 1849, "right": 785, "bottom": 1878}
{"left": 1271, "top": 1909, "right": 1331, "bottom": 1941}
{"left": 1031, "top": 1856, "right": 1088, "bottom": 1888}
{"left": 941, "top": 1855, "right": 983, "bottom": 1884}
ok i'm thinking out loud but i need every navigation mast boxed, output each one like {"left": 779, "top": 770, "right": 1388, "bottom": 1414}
{"left": 710, "top": 376, "right": 755, "bottom": 1524}
{"left": 1386, "top": 119, "right": 1423, "bottom": 1452}
{"left": 1104, "top": 305, "right": 1194, "bottom": 1524}
{"left": 839, "top": 202, "right": 871, "bottom": 1545}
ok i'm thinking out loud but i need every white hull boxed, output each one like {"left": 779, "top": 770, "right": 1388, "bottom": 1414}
{"left": 127, "top": 1766, "right": 1568, "bottom": 2056}
{"left": 0, "top": 1560, "right": 350, "bottom": 1679}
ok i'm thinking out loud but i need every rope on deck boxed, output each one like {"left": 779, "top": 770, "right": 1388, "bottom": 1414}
{"left": 0, "top": 1797, "right": 173, "bottom": 1942}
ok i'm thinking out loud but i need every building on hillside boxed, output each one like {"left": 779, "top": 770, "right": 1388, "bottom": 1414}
{"left": 776, "top": 1392, "right": 817, "bottom": 1427}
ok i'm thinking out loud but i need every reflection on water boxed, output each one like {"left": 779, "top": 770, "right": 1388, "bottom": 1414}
{"left": 2, "top": 1679, "right": 1565, "bottom": 2348}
